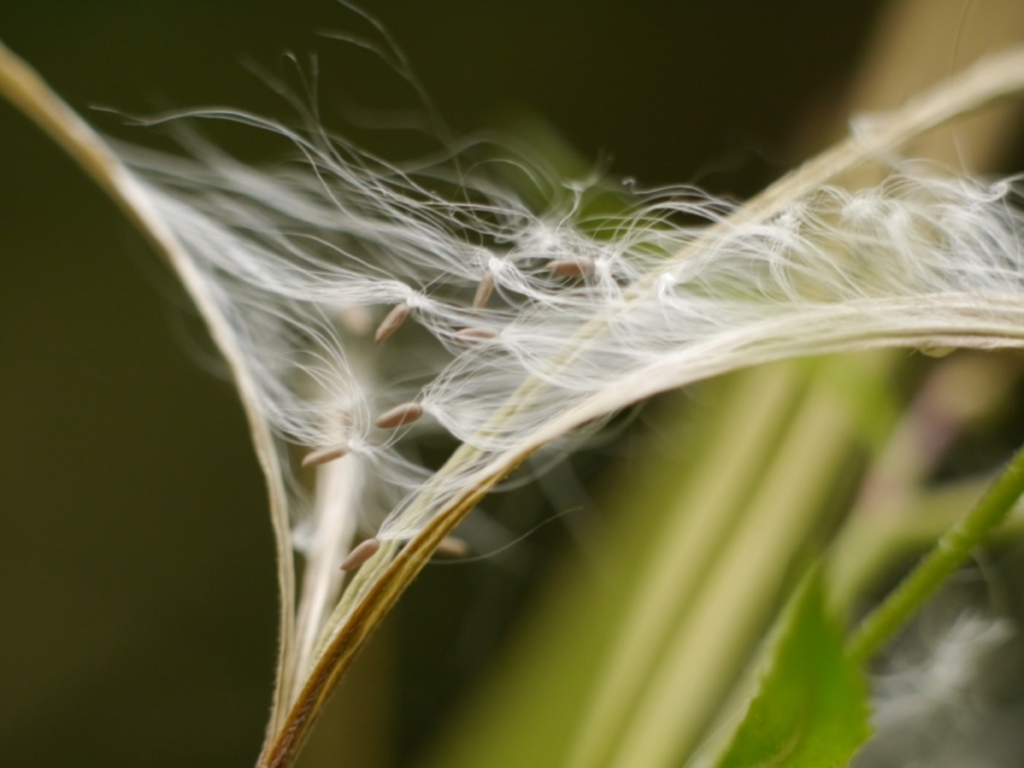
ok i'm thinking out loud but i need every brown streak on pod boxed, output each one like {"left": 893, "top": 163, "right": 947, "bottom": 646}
{"left": 473, "top": 271, "right": 496, "bottom": 309}
{"left": 301, "top": 443, "right": 350, "bottom": 468}
{"left": 374, "top": 302, "right": 411, "bottom": 345}
{"left": 341, "top": 538, "right": 381, "bottom": 572}
{"left": 546, "top": 257, "right": 595, "bottom": 278}
{"left": 375, "top": 402, "right": 424, "bottom": 429}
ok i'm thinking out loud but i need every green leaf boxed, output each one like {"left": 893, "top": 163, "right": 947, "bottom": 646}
{"left": 715, "top": 570, "right": 870, "bottom": 768}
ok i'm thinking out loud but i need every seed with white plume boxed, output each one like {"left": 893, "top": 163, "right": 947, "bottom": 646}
{"left": 127, "top": 136, "right": 1024, "bottom": 542}
{"left": 100, "top": 55, "right": 1024, "bottom": 546}
{"left": 340, "top": 538, "right": 381, "bottom": 572}
{"left": 473, "top": 271, "right": 496, "bottom": 309}
{"left": 375, "top": 402, "right": 424, "bottom": 429}
{"left": 546, "top": 256, "right": 595, "bottom": 278}
{"left": 301, "top": 443, "right": 350, "bottom": 468}
{"left": 453, "top": 326, "right": 500, "bottom": 343}
{"left": 374, "top": 302, "right": 411, "bottom": 345}
{"left": 434, "top": 536, "right": 470, "bottom": 559}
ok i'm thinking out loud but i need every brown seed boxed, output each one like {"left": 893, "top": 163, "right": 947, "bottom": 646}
{"left": 473, "top": 272, "right": 496, "bottom": 309}
{"left": 453, "top": 326, "right": 499, "bottom": 343}
{"left": 301, "top": 443, "right": 350, "bottom": 468}
{"left": 341, "top": 538, "right": 381, "bottom": 572}
{"left": 375, "top": 402, "right": 424, "bottom": 429}
{"left": 374, "top": 302, "right": 411, "bottom": 345}
{"left": 434, "top": 537, "right": 470, "bottom": 559}
{"left": 546, "top": 257, "right": 595, "bottom": 278}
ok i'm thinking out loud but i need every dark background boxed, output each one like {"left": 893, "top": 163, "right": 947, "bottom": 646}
{"left": 0, "top": 1, "right": 942, "bottom": 766}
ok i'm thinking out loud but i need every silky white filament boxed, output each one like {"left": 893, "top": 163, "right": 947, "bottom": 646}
{"left": 121, "top": 124, "right": 1024, "bottom": 546}
{"left": 7, "top": 26, "right": 1024, "bottom": 756}
{"left": 855, "top": 613, "right": 1013, "bottom": 767}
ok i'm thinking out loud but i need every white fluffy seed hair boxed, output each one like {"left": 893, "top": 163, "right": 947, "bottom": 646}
{"left": 119, "top": 111, "right": 1024, "bottom": 540}
{"left": 870, "top": 613, "right": 1012, "bottom": 729}
{"left": 121, "top": 113, "right": 1024, "bottom": 543}
{"left": 8, "top": 21, "right": 1024, "bottom": 749}
{"left": 855, "top": 612, "right": 1013, "bottom": 768}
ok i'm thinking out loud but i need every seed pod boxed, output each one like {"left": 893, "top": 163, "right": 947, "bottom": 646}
{"left": 301, "top": 443, "right": 350, "bottom": 468}
{"left": 546, "top": 257, "right": 595, "bottom": 278}
{"left": 473, "top": 271, "right": 496, "bottom": 309}
{"left": 374, "top": 302, "right": 411, "bottom": 345}
{"left": 341, "top": 538, "right": 381, "bottom": 572}
{"left": 375, "top": 402, "right": 424, "bottom": 429}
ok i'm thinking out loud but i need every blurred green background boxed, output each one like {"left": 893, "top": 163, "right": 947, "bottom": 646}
{"left": 0, "top": 1, "right": 946, "bottom": 766}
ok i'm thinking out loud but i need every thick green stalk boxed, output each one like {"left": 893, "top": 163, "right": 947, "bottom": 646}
{"left": 563, "top": 363, "right": 811, "bottom": 768}
{"left": 602, "top": 354, "right": 893, "bottom": 768}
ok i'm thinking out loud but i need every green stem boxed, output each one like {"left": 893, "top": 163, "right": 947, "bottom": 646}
{"left": 847, "top": 441, "right": 1024, "bottom": 664}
